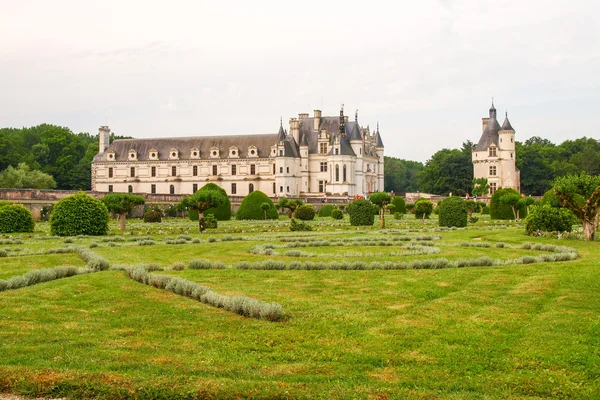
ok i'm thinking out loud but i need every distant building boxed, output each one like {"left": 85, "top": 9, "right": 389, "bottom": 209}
{"left": 472, "top": 102, "right": 520, "bottom": 194}
{"left": 91, "top": 107, "right": 384, "bottom": 197}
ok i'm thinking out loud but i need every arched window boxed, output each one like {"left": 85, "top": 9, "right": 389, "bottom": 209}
{"left": 249, "top": 183, "right": 254, "bottom": 193}
{"left": 128, "top": 185, "right": 133, "bottom": 193}
{"left": 335, "top": 164, "right": 340, "bottom": 182}
{"left": 170, "top": 185, "right": 175, "bottom": 194}
{"left": 343, "top": 165, "right": 347, "bottom": 182}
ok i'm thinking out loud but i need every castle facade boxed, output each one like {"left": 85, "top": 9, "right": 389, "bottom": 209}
{"left": 91, "top": 108, "right": 385, "bottom": 197}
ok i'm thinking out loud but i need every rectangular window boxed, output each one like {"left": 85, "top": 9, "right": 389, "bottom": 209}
{"left": 286, "top": 167, "right": 290, "bottom": 173}
{"left": 279, "top": 167, "right": 283, "bottom": 173}
{"left": 272, "top": 164, "right": 275, "bottom": 174}
{"left": 272, "top": 182, "right": 276, "bottom": 194}
{"left": 128, "top": 185, "right": 133, "bottom": 193}
{"left": 170, "top": 185, "right": 175, "bottom": 195}
{"left": 250, "top": 164, "right": 256, "bottom": 175}
{"left": 151, "top": 184, "right": 156, "bottom": 194}
{"left": 280, "top": 186, "right": 283, "bottom": 193}
{"left": 320, "top": 162, "right": 328, "bottom": 172}
{"left": 286, "top": 186, "right": 290, "bottom": 192}
{"left": 489, "top": 166, "right": 497, "bottom": 176}
{"left": 335, "top": 148, "right": 339, "bottom": 155}
{"left": 193, "top": 165, "right": 198, "bottom": 176}
{"left": 171, "top": 166, "right": 177, "bottom": 176}
{"left": 279, "top": 150, "right": 284, "bottom": 156}
{"left": 489, "top": 147, "right": 497, "bottom": 157}
{"left": 130, "top": 167, "right": 135, "bottom": 177}
{"left": 231, "top": 165, "right": 237, "bottom": 175}
{"left": 108, "top": 167, "right": 113, "bottom": 178}
{"left": 319, "top": 143, "right": 327, "bottom": 154}
{"left": 212, "top": 165, "right": 218, "bottom": 175}
{"left": 231, "top": 183, "right": 237, "bottom": 194}
{"left": 108, "top": 185, "right": 113, "bottom": 193}
{"left": 490, "top": 182, "right": 497, "bottom": 194}
{"left": 151, "top": 166, "right": 156, "bottom": 177}
{"left": 192, "top": 183, "right": 198, "bottom": 193}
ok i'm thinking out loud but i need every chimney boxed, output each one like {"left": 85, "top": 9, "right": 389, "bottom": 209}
{"left": 298, "top": 113, "right": 309, "bottom": 120}
{"left": 289, "top": 118, "right": 300, "bottom": 144}
{"left": 482, "top": 118, "right": 489, "bottom": 133}
{"left": 313, "top": 109, "right": 321, "bottom": 131}
{"left": 99, "top": 125, "right": 110, "bottom": 153}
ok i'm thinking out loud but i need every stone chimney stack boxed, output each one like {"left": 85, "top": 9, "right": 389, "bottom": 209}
{"left": 99, "top": 125, "right": 110, "bottom": 153}
{"left": 289, "top": 118, "right": 300, "bottom": 144}
{"left": 313, "top": 110, "right": 321, "bottom": 131}
{"left": 482, "top": 118, "right": 489, "bottom": 133}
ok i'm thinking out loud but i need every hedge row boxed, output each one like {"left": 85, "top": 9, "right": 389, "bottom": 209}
{"left": 0, "top": 266, "right": 92, "bottom": 292}
{"left": 125, "top": 267, "right": 283, "bottom": 322}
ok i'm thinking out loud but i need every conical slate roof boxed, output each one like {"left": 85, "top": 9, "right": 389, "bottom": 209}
{"left": 475, "top": 116, "right": 501, "bottom": 151}
{"left": 375, "top": 123, "right": 384, "bottom": 147}
{"left": 501, "top": 113, "right": 514, "bottom": 131}
{"left": 349, "top": 120, "right": 362, "bottom": 141}
{"left": 277, "top": 119, "right": 286, "bottom": 142}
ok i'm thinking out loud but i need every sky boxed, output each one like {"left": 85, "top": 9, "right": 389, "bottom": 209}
{"left": 1, "top": 0, "right": 598, "bottom": 162}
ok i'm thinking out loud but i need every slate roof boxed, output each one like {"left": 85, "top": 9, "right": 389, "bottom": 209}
{"left": 475, "top": 117, "right": 501, "bottom": 151}
{"left": 298, "top": 116, "right": 361, "bottom": 156}
{"left": 93, "top": 134, "right": 278, "bottom": 162}
{"left": 502, "top": 114, "right": 514, "bottom": 131}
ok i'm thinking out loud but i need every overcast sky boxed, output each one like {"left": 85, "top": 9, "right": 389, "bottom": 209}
{"left": 1, "top": 0, "right": 598, "bottom": 162}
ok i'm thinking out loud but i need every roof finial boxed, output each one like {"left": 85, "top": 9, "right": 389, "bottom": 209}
{"left": 377, "top": 121, "right": 379, "bottom": 132}
{"left": 355, "top": 109, "right": 358, "bottom": 122}
{"left": 492, "top": 97, "right": 494, "bottom": 107}
{"left": 280, "top": 116, "right": 282, "bottom": 127}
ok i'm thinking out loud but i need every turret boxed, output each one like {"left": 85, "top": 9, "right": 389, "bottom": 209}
{"left": 99, "top": 126, "right": 110, "bottom": 153}
{"left": 500, "top": 111, "right": 515, "bottom": 151}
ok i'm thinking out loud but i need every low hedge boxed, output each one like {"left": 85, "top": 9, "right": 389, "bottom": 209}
{"left": 295, "top": 205, "right": 316, "bottom": 221}
{"left": 317, "top": 204, "right": 336, "bottom": 217}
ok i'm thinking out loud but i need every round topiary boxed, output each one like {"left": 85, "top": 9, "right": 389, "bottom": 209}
{"left": 525, "top": 204, "right": 577, "bottom": 235}
{"left": 235, "top": 191, "right": 278, "bottom": 220}
{"left": 438, "top": 196, "right": 467, "bottom": 228}
{"left": 490, "top": 188, "right": 528, "bottom": 220}
{"left": 50, "top": 192, "right": 109, "bottom": 236}
{"left": 144, "top": 210, "right": 162, "bottom": 223}
{"left": 391, "top": 196, "right": 407, "bottom": 214}
{"left": 295, "top": 204, "right": 316, "bottom": 221}
{"left": 331, "top": 209, "right": 344, "bottom": 220}
{"left": 0, "top": 204, "right": 34, "bottom": 233}
{"left": 317, "top": 204, "right": 336, "bottom": 217}
{"left": 200, "top": 183, "right": 232, "bottom": 220}
{"left": 541, "top": 188, "right": 562, "bottom": 208}
{"left": 348, "top": 199, "right": 375, "bottom": 226}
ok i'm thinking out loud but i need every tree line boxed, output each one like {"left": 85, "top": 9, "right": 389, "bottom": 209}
{"left": 0, "top": 124, "right": 597, "bottom": 195}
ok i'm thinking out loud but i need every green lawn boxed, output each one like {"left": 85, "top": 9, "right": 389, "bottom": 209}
{"left": 0, "top": 216, "right": 599, "bottom": 399}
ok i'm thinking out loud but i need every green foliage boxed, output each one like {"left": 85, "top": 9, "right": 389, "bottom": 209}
{"left": 200, "top": 183, "right": 232, "bottom": 220}
{"left": 295, "top": 205, "right": 316, "bottom": 221}
{"left": 330, "top": 209, "right": 344, "bottom": 220}
{"left": 438, "top": 196, "right": 467, "bottom": 228}
{"left": 347, "top": 199, "right": 375, "bottom": 226}
{"left": 102, "top": 193, "right": 145, "bottom": 215}
{"left": 290, "top": 218, "right": 312, "bottom": 231}
{"left": 143, "top": 210, "right": 162, "bottom": 223}
{"left": 0, "top": 163, "right": 56, "bottom": 189}
{"left": 490, "top": 188, "right": 527, "bottom": 220}
{"left": 236, "top": 191, "right": 278, "bottom": 220}
{"left": 525, "top": 204, "right": 577, "bottom": 235}
{"left": 260, "top": 202, "right": 271, "bottom": 220}
{"left": 406, "top": 203, "right": 415, "bottom": 214}
{"left": 541, "top": 189, "right": 561, "bottom": 207}
{"left": 317, "top": 204, "right": 336, "bottom": 217}
{"left": 369, "top": 192, "right": 392, "bottom": 209}
{"left": 414, "top": 199, "right": 434, "bottom": 219}
{"left": 418, "top": 142, "right": 474, "bottom": 196}
{"left": 50, "top": 192, "right": 109, "bottom": 236}
{"left": 393, "top": 212, "right": 402, "bottom": 220}
{"left": 277, "top": 198, "right": 304, "bottom": 217}
{"left": 0, "top": 204, "right": 34, "bottom": 233}
{"left": 553, "top": 172, "right": 600, "bottom": 240}
{"left": 384, "top": 156, "right": 423, "bottom": 193}
{"left": 481, "top": 205, "right": 490, "bottom": 214}
{"left": 180, "top": 184, "right": 228, "bottom": 232}
{"left": 391, "top": 196, "right": 407, "bottom": 214}
{"left": 205, "top": 214, "right": 218, "bottom": 229}
{"left": 471, "top": 178, "right": 490, "bottom": 198}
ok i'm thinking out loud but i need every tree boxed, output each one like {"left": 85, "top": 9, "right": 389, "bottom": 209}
{"left": 418, "top": 142, "right": 473, "bottom": 196}
{"left": 472, "top": 178, "right": 490, "bottom": 198}
{"left": 277, "top": 198, "right": 303, "bottom": 218}
{"left": 180, "top": 186, "right": 227, "bottom": 232}
{"left": 102, "top": 193, "right": 145, "bottom": 230}
{"left": 553, "top": 173, "right": 600, "bottom": 241}
{"left": 260, "top": 202, "right": 270, "bottom": 220}
{"left": 0, "top": 163, "right": 56, "bottom": 189}
{"left": 414, "top": 199, "right": 434, "bottom": 224}
{"left": 464, "top": 200, "right": 477, "bottom": 219}
{"left": 384, "top": 156, "right": 423, "bottom": 193}
{"left": 499, "top": 193, "right": 525, "bottom": 222}
{"left": 369, "top": 192, "right": 392, "bottom": 229}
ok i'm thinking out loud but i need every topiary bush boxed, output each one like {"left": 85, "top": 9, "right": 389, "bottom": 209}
{"left": 198, "top": 183, "right": 231, "bottom": 220}
{"left": 406, "top": 203, "right": 416, "bottom": 214}
{"left": 348, "top": 199, "right": 375, "bottom": 226}
{"left": 0, "top": 204, "right": 34, "bottom": 233}
{"left": 541, "top": 188, "right": 562, "bottom": 208}
{"left": 235, "top": 191, "right": 278, "bottom": 220}
{"left": 414, "top": 199, "right": 434, "bottom": 220}
{"left": 295, "top": 204, "right": 316, "bottom": 221}
{"left": 393, "top": 212, "right": 402, "bottom": 220}
{"left": 525, "top": 204, "right": 577, "bottom": 235}
{"left": 438, "top": 196, "right": 467, "bottom": 228}
{"left": 50, "top": 193, "right": 109, "bottom": 236}
{"left": 331, "top": 209, "right": 344, "bottom": 220}
{"left": 489, "top": 188, "right": 527, "bottom": 220}
{"left": 391, "top": 196, "right": 407, "bottom": 214}
{"left": 205, "top": 213, "right": 217, "bottom": 229}
{"left": 144, "top": 210, "right": 162, "bottom": 223}
{"left": 317, "top": 204, "right": 336, "bottom": 217}
{"left": 290, "top": 219, "right": 312, "bottom": 231}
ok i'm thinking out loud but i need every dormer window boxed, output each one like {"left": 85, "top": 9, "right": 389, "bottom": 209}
{"left": 169, "top": 148, "right": 179, "bottom": 160}
{"left": 210, "top": 147, "right": 220, "bottom": 159}
{"left": 229, "top": 146, "right": 239, "bottom": 158}
{"left": 489, "top": 146, "right": 497, "bottom": 157}
{"left": 190, "top": 147, "right": 200, "bottom": 159}
{"left": 106, "top": 150, "right": 116, "bottom": 161}
{"left": 128, "top": 149, "right": 137, "bottom": 161}
{"left": 149, "top": 148, "right": 159, "bottom": 160}
{"left": 248, "top": 146, "right": 258, "bottom": 158}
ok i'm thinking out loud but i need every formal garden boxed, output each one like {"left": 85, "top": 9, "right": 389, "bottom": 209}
{"left": 1, "top": 176, "right": 599, "bottom": 399}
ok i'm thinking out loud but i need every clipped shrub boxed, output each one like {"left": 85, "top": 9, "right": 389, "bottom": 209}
{"left": 317, "top": 204, "right": 335, "bottom": 217}
{"left": 50, "top": 192, "right": 109, "bottom": 236}
{"left": 393, "top": 212, "right": 402, "bottom": 220}
{"left": 469, "top": 216, "right": 479, "bottom": 224}
{"left": 144, "top": 210, "right": 162, "bottom": 223}
{"left": 481, "top": 205, "right": 490, "bottom": 214}
{"left": 185, "top": 183, "right": 231, "bottom": 221}
{"left": 525, "top": 204, "right": 577, "bottom": 235}
{"left": 331, "top": 209, "right": 344, "bottom": 220}
{"left": 438, "top": 196, "right": 467, "bottom": 228}
{"left": 391, "top": 196, "right": 407, "bottom": 214}
{"left": 295, "top": 204, "right": 316, "bottom": 221}
{"left": 348, "top": 199, "right": 375, "bottom": 226}
{"left": 290, "top": 219, "right": 312, "bottom": 231}
{"left": 406, "top": 203, "right": 416, "bottom": 214}
{"left": 414, "top": 199, "right": 434, "bottom": 220}
{"left": 172, "top": 262, "right": 185, "bottom": 270}
{"left": 541, "top": 188, "right": 562, "bottom": 208}
{"left": 490, "top": 188, "right": 527, "bottom": 220}
{"left": 235, "top": 191, "right": 278, "bottom": 220}
{"left": 0, "top": 204, "right": 34, "bottom": 233}
{"left": 205, "top": 214, "right": 218, "bottom": 229}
